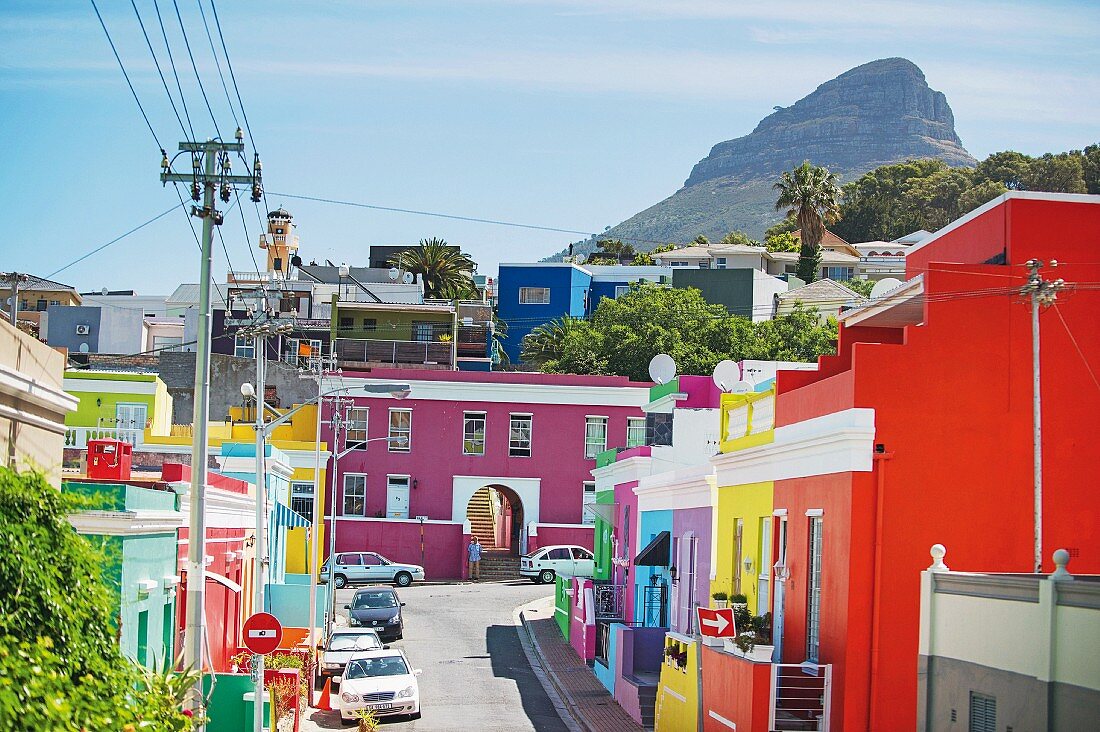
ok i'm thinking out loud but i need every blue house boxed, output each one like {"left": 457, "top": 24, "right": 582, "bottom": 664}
{"left": 496, "top": 263, "right": 671, "bottom": 363}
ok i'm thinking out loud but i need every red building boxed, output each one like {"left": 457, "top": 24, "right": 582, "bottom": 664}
{"left": 767, "top": 192, "right": 1100, "bottom": 730}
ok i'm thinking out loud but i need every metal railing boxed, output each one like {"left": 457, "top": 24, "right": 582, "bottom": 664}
{"left": 64, "top": 426, "right": 144, "bottom": 448}
{"left": 334, "top": 337, "right": 454, "bottom": 367}
{"left": 770, "top": 663, "right": 831, "bottom": 731}
{"left": 593, "top": 582, "right": 627, "bottom": 620}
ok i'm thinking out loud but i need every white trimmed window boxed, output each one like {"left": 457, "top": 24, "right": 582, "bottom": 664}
{"left": 509, "top": 414, "right": 532, "bottom": 457}
{"left": 584, "top": 416, "right": 608, "bottom": 459}
{"left": 519, "top": 287, "right": 551, "bottom": 304}
{"left": 234, "top": 334, "right": 254, "bottom": 358}
{"left": 806, "top": 516, "right": 823, "bottom": 663}
{"left": 582, "top": 481, "right": 596, "bottom": 525}
{"left": 463, "top": 412, "right": 486, "bottom": 455}
{"left": 627, "top": 417, "right": 646, "bottom": 448}
{"left": 715, "top": 257, "right": 727, "bottom": 269}
{"left": 614, "top": 285, "right": 630, "bottom": 298}
{"left": 290, "top": 481, "right": 314, "bottom": 520}
{"left": 388, "top": 409, "right": 412, "bottom": 452}
{"left": 346, "top": 407, "right": 369, "bottom": 449}
{"left": 343, "top": 474, "right": 367, "bottom": 516}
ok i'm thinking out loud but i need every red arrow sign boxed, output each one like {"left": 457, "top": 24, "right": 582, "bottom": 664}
{"left": 697, "top": 607, "right": 736, "bottom": 638}
{"left": 242, "top": 612, "right": 283, "bottom": 655}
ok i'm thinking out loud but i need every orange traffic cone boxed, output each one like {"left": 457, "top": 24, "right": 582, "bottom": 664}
{"left": 317, "top": 678, "right": 333, "bottom": 711}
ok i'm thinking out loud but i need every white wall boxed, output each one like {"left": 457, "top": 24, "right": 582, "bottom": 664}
{"left": 751, "top": 270, "right": 790, "bottom": 322}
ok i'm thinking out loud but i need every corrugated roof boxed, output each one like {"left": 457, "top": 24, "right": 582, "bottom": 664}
{"left": 777, "top": 278, "right": 865, "bottom": 302}
{"left": 1, "top": 273, "right": 77, "bottom": 292}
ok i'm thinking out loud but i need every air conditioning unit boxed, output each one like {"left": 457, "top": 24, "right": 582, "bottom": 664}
{"left": 75, "top": 324, "right": 90, "bottom": 335}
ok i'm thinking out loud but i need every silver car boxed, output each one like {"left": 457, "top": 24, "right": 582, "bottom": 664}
{"left": 320, "top": 551, "right": 426, "bottom": 588}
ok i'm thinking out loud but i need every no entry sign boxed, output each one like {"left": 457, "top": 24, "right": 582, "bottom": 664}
{"left": 242, "top": 611, "right": 283, "bottom": 655}
{"left": 696, "top": 607, "right": 736, "bottom": 638}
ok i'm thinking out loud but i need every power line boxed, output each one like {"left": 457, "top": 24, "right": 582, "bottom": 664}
{"left": 194, "top": 0, "right": 240, "bottom": 129}
{"left": 46, "top": 205, "right": 179, "bottom": 279}
{"left": 152, "top": 0, "right": 196, "bottom": 139}
{"left": 1051, "top": 303, "right": 1100, "bottom": 393}
{"left": 170, "top": 0, "right": 221, "bottom": 138}
{"left": 129, "top": 0, "right": 188, "bottom": 139}
{"left": 89, "top": 0, "right": 163, "bottom": 152}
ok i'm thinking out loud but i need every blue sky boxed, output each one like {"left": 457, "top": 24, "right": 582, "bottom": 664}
{"left": 1, "top": 0, "right": 1097, "bottom": 294}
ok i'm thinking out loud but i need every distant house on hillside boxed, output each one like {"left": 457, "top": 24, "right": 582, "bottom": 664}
{"left": 774, "top": 278, "right": 866, "bottom": 321}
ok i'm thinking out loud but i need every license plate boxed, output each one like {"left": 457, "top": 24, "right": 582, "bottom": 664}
{"left": 371, "top": 703, "right": 394, "bottom": 710}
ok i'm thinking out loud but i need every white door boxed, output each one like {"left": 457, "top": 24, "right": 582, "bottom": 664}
{"left": 386, "top": 477, "right": 410, "bottom": 519}
{"left": 115, "top": 403, "right": 147, "bottom": 441}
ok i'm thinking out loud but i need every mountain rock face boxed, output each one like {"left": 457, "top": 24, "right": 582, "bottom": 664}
{"left": 586, "top": 58, "right": 976, "bottom": 250}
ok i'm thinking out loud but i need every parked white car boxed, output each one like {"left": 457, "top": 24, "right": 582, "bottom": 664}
{"left": 320, "top": 551, "right": 426, "bottom": 588}
{"left": 520, "top": 545, "right": 595, "bottom": 584}
{"left": 319, "top": 628, "right": 385, "bottom": 682}
{"left": 337, "top": 649, "right": 422, "bottom": 723}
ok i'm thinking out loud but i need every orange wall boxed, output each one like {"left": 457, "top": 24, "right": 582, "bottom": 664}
{"left": 700, "top": 646, "right": 772, "bottom": 731}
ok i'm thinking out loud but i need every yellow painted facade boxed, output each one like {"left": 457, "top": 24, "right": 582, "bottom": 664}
{"left": 712, "top": 481, "right": 774, "bottom": 615}
{"left": 655, "top": 634, "right": 700, "bottom": 732}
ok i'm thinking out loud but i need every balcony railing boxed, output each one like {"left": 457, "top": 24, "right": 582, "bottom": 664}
{"left": 770, "top": 663, "right": 832, "bottom": 731}
{"left": 334, "top": 338, "right": 454, "bottom": 367}
{"left": 64, "top": 427, "right": 144, "bottom": 449}
{"left": 593, "top": 582, "right": 627, "bottom": 620}
{"left": 719, "top": 386, "right": 776, "bottom": 452}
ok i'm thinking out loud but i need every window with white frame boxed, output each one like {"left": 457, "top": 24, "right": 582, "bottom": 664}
{"left": 234, "top": 334, "right": 254, "bottom": 358}
{"left": 346, "top": 407, "right": 369, "bottom": 449}
{"left": 822, "top": 266, "right": 854, "bottom": 281}
{"left": 584, "top": 416, "right": 608, "bottom": 459}
{"left": 290, "top": 481, "right": 314, "bottom": 520}
{"left": 715, "top": 257, "right": 727, "bottom": 269}
{"left": 626, "top": 417, "right": 646, "bottom": 448}
{"left": 286, "top": 338, "right": 322, "bottom": 369}
{"left": 614, "top": 285, "right": 630, "bottom": 298}
{"left": 582, "top": 481, "right": 596, "bottom": 525}
{"left": 806, "top": 515, "right": 823, "bottom": 662}
{"left": 463, "top": 412, "right": 486, "bottom": 455}
{"left": 343, "top": 474, "right": 367, "bottom": 516}
{"left": 509, "top": 414, "right": 532, "bottom": 457}
{"left": 519, "top": 287, "right": 551, "bottom": 304}
{"left": 388, "top": 409, "right": 412, "bottom": 452}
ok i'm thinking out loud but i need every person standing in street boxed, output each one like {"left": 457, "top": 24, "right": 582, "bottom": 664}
{"left": 467, "top": 536, "right": 482, "bottom": 580}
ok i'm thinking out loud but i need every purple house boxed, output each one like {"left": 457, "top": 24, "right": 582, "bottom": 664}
{"left": 320, "top": 368, "right": 650, "bottom": 579}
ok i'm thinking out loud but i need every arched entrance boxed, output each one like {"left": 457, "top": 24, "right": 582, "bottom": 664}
{"left": 465, "top": 485, "right": 525, "bottom": 555}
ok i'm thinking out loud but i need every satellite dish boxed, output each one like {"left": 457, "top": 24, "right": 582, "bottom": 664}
{"left": 648, "top": 353, "right": 676, "bottom": 385}
{"left": 869, "top": 277, "right": 903, "bottom": 299}
{"left": 711, "top": 360, "right": 742, "bottom": 392}
{"left": 731, "top": 381, "right": 753, "bottom": 394}
{"left": 402, "top": 272, "right": 415, "bottom": 284}
{"left": 388, "top": 267, "right": 400, "bottom": 281}
{"left": 101, "top": 287, "right": 109, "bottom": 296}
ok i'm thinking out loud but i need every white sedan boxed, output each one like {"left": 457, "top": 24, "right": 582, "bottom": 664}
{"left": 337, "top": 649, "right": 422, "bottom": 724}
{"left": 520, "top": 545, "right": 595, "bottom": 584}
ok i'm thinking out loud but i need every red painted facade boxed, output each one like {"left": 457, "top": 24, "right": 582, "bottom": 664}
{"left": 701, "top": 647, "right": 773, "bottom": 732}
{"left": 769, "top": 194, "right": 1100, "bottom": 730}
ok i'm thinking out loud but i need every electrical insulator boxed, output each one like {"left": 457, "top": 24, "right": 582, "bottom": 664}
{"left": 251, "top": 184, "right": 263, "bottom": 204}
{"left": 254, "top": 154, "right": 262, "bottom": 172}
{"left": 235, "top": 127, "right": 244, "bottom": 142}
{"left": 220, "top": 183, "right": 231, "bottom": 203}
{"left": 213, "top": 211, "right": 224, "bottom": 226}
{"left": 160, "top": 151, "right": 170, "bottom": 170}
{"left": 191, "top": 181, "right": 201, "bottom": 201}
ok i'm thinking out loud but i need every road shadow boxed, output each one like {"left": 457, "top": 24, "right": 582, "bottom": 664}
{"left": 486, "top": 624, "right": 569, "bottom": 732}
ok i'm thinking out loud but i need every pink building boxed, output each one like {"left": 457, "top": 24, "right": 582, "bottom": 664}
{"left": 322, "top": 368, "right": 651, "bottom": 579}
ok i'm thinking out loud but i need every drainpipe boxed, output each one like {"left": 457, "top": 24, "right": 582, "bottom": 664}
{"left": 867, "top": 449, "right": 893, "bottom": 730}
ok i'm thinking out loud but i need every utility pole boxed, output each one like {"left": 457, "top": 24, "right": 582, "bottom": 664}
{"left": 1020, "top": 259, "right": 1065, "bottom": 574}
{"left": 2, "top": 272, "right": 28, "bottom": 326}
{"left": 160, "top": 132, "right": 262, "bottom": 720}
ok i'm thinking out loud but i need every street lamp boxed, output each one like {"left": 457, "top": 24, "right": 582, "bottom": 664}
{"left": 241, "top": 378, "right": 409, "bottom": 732}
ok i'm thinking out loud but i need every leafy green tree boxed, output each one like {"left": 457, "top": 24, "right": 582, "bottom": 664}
{"left": 519, "top": 316, "right": 591, "bottom": 368}
{"left": 843, "top": 278, "right": 877, "bottom": 298}
{"left": 389, "top": 238, "right": 478, "bottom": 299}
{"left": 0, "top": 469, "right": 197, "bottom": 730}
{"left": 905, "top": 166, "right": 975, "bottom": 230}
{"left": 1024, "top": 153, "right": 1087, "bottom": 193}
{"left": 691, "top": 235, "right": 711, "bottom": 247}
{"left": 830, "top": 159, "right": 947, "bottom": 243}
{"left": 774, "top": 161, "right": 843, "bottom": 283}
{"left": 585, "top": 239, "right": 637, "bottom": 265}
{"left": 1082, "top": 144, "right": 1100, "bottom": 194}
{"left": 957, "top": 179, "right": 1007, "bottom": 215}
{"left": 745, "top": 304, "right": 838, "bottom": 362}
{"left": 763, "top": 230, "right": 800, "bottom": 253}
{"left": 718, "top": 231, "right": 760, "bottom": 248}
{"left": 973, "top": 151, "right": 1032, "bottom": 190}
{"left": 631, "top": 243, "right": 677, "bottom": 266}
{"left": 764, "top": 213, "right": 798, "bottom": 240}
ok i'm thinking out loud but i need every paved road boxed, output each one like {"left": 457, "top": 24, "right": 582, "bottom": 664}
{"left": 302, "top": 581, "right": 568, "bottom": 731}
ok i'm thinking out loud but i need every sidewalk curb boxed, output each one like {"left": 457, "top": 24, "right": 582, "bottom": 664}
{"left": 515, "top": 599, "right": 591, "bottom": 732}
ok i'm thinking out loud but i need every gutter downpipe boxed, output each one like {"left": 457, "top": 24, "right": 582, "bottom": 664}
{"left": 868, "top": 450, "right": 893, "bottom": 731}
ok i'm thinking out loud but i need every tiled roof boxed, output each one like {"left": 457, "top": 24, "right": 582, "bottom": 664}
{"left": 777, "top": 278, "right": 866, "bottom": 303}
{"left": 1, "top": 273, "right": 77, "bottom": 292}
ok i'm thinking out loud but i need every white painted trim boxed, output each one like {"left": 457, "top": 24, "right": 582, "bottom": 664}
{"left": 590, "top": 454, "right": 657, "bottom": 489}
{"left": 219, "top": 455, "right": 294, "bottom": 481}
{"left": 329, "top": 375, "right": 650, "bottom": 409}
{"left": 662, "top": 686, "right": 687, "bottom": 703}
{"left": 711, "top": 408, "right": 875, "bottom": 486}
{"left": 451, "top": 475, "right": 541, "bottom": 525}
{"left": 708, "top": 710, "right": 737, "bottom": 729}
{"left": 64, "top": 379, "right": 158, "bottom": 396}
{"left": 136, "top": 579, "right": 159, "bottom": 594}
{"left": 905, "top": 191, "right": 1100, "bottom": 258}
{"left": 168, "top": 481, "right": 257, "bottom": 529}
{"left": 773, "top": 509, "right": 788, "bottom": 516}
{"left": 644, "top": 393, "right": 688, "bottom": 413}
{"left": 206, "top": 571, "right": 243, "bottom": 593}
{"left": 0, "top": 363, "right": 79, "bottom": 415}
{"left": 635, "top": 464, "right": 715, "bottom": 513}
{"left": 68, "top": 509, "right": 185, "bottom": 536}
{"left": 0, "top": 402, "right": 69, "bottom": 435}
{"left": 163, "top": 575, "right": 181, "bottom": 588}
{"left": 535, "top": 523, "right": 594, "bottom": 530}
{"left": 805, "top": 508, "right": 824, "bottom": 517}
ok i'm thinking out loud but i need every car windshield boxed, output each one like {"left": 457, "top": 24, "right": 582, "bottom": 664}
{"left": 328, "top": 634, "right": 381, "bottom": 652}
{"left": 352, "top": 591, "right": 398, "bottom": 609}
{"left": 345, "top": 656, "right": 409, "bottom": 679}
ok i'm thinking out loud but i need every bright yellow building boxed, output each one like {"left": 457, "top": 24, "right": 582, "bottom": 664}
{"left": 655, "top": 632, "right": 701, "bottom": 732}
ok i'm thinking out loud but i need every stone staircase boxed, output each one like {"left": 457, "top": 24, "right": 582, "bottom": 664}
{"left": 476, "top": 550, "right": 521, "bottom": 581}
{"left": 467, "top": 488, "right": 498, "bottom": 549}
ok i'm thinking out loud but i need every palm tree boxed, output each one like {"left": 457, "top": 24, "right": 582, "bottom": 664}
{"left": 388, "top": 238, "right": 478, "bottom": 300}
{"left": 519, "top": 316, "right": 587, "bottom": 367}
{"left": 774, "top": 162, "right": 842, "bottom": 282}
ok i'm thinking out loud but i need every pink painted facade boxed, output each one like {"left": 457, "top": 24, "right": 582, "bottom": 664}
{"left": 322, "top": 368, "right": 650, "bottom": 577}
{"left": 570, "top": 577, "right": 596, "bottom": 660}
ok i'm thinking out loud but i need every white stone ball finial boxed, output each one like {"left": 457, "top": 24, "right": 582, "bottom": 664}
{"left": 928, "top": 543, "right": 949, "bottom": 572}
{"left": 1050, "top": 548, "right": 1074, "bottom": 582}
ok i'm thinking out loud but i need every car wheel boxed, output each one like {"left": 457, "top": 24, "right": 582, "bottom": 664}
{"left": 394, "top": 571, "right": 413, "bottom": 587}
{"left": 334, "top": 574, "right": 347, "bottom": 589}
{"left": 538, "top": 569, "right": 555, "bottom": 585}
